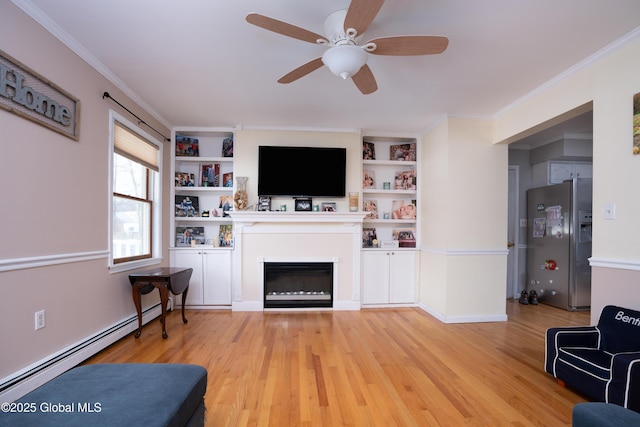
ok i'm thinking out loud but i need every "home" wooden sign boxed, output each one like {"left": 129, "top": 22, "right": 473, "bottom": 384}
{"left": 0, "top": 49, "right": 80, "bottom": 140}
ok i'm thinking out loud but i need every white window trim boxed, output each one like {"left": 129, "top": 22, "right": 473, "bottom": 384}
{"left": 108, "top": 110, "right": 163, "bottom": 273}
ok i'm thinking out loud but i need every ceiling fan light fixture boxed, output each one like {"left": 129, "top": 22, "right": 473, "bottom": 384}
{"left": 322, "top": 45, "right": 368, "bottom": 79}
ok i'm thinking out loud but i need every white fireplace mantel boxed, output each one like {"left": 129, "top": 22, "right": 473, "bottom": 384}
{"left": 230, "top": 211, "right": 366, "bottom": 311}
{"left": 230, "top": 211, "right": 366, "bottom": 226}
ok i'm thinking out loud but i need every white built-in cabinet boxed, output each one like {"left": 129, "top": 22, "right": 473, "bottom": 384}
{"left": 361, "top": 250, "right": 417, "bottom": 305}
{"left": 170, "top": 127, "right": 235, "bottom": 307}
{"left": 361, "top": 134, "right": 419, "bottom": 306}
{"left": 170, "top": 249, "right": 232, "bottom": 306}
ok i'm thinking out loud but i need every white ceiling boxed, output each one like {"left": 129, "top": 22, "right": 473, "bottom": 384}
{"left": 15, "top": 0, "right": 640, "bottom": 138}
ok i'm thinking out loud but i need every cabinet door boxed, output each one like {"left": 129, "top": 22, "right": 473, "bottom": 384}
{"left": 389, "top": 251, "right": 417, "bottom": 303}
{"left": 548, "top": 162, "right": 574, "bottom": 184}
{"left": 574, "top": 163, "right": 592, "bottom": 179}
{"left": 362, "top": 251, "right": 391, "bottom": 304}
{"left": 171, "top": 250, "right": 204, "bottom": 305}
{"left": 202, "top": 250, "right": 232, "bottom": 305}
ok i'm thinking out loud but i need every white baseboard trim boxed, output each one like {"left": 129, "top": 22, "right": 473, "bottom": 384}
{"left": 0, "top": 304, "right": 161, "bottom": 403}
{"left": 231, "top": 301, "right": 264, "bottom": 311}
{"left": 333, "top": 301, "right": 361, "bottom": 311}
{"left": 361, "top": 303, "right": 418, "bottom": 309}
{"left": 418, "top": 303, "right": 508, "bottom": 323}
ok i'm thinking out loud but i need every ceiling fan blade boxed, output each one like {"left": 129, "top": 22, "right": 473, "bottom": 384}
{"left": 351, "top": 65, "right": 377, "bottom": 95}
{"left": 344, "top": 0, "right": 385, "bottom": 35}
{"left": 367, "top": 36, "right": 449, "bottom": 56}
{"left": 278, "top": 58, "right": 325, "bottom": 84}
{"left": 247, "top": 13, "right": 328, "bottom": 44}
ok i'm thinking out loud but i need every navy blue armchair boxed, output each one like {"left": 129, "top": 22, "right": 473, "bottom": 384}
{"left": 545, "top": 305, "right": 640, "bottom": 412}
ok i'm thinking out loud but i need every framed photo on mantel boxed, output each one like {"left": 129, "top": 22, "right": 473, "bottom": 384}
{"left": 258, "top": 196, "right": 271, "bottom": 211}
{"left": 295, "top": 198, "right": 312, "bottom": 211}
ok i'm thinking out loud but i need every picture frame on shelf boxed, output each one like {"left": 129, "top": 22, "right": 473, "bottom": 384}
{"left": 394, "top": 169, "right": 417, "bottom": 190}
{"left": 321, "top": 202, "right": 336, "bottom": 212}
{"left": 363, "top": 200, "right": 378, "bottom": 219}
{"left": 223, "top": 172, "right": 233, "bottom": 187}
{"left": 393, "top": 228, "right": 416, "bottom": 248}
{"left": 295, "top": 198, "right": 312, "bottom": 211}
{"left": 218, "top": 224, "right": 233, "bottom": 247}
{"left": 634, "top": 92, "right": 640, "bottom": 155}
{"left": 391, "top": 200, "right": 416, "bottom": 220}
{"left": 363, "top": 141, "right": 375, "bottom": 160}
{"left": 201, "top": 164, "right": 220, "bottom": 187}
{"left": 362, "top": 228, "right": 378, "bottom": 248}
{"left": 389, "top": 143, "right": 416, "bottom": 161}
{"left": 175, "top": 135, "right": 199, "bottom": 157}
{"left": 175, "top": 172, "right": 195, "bottom": 187}
{"left": 219, "top": 195, "right": 233, "bottom": 217}
{"left": 175, "top": 226, "right": 205, "bottom": 247}
{"left": 380, "top": 240, "right": 399, "bottom": 248}
{"left": 222, "top": 137, "right": 234, "bottom": 157}
{"left": 363, "top": 170, "right": 375, "bottom": 188}
{"left": 175, "top": 195, "right": 199, "bottom": 217}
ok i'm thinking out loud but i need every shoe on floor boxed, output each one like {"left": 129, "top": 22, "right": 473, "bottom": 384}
{"left": 519, "top": 290, "right": 529, "bottom": 305}
{"left": 529, "top": 290, "right": 539, "bottom": 305}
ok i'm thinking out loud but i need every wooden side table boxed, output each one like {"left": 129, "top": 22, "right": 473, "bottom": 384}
{"left": 128, "top": 267, "right": 193, "bottom": 339}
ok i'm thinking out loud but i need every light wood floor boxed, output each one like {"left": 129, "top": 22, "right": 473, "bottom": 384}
{"left": 84, "top": 301, "right": 591, "bottom": 426}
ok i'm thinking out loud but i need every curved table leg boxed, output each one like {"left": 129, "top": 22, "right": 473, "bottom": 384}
{"left": 132, "top": 284, "right": 144, "bottom": 338}
{"left": 181, "top": 288, "right": 189, "bottom": 324}
{"left": 158, "top": 285, "right": 169, "bottom": 339}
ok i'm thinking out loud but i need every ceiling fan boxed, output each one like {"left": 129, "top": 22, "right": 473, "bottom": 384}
{"left": 246, "top": 0, "right": 448, "bottom": 94}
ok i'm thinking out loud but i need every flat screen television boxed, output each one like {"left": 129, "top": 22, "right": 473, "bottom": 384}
{"left": 258, "top": 146, "right": 346, "bottom": 197}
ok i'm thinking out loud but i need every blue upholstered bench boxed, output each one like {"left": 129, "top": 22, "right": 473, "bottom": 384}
{"left": 0, "top": 363, "right": 207, "bottom": 427}
{"left": 573, "top": 402, "right": 640, "bottom": 426}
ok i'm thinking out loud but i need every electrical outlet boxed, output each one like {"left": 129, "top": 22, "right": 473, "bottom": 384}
{"left": 35, "top": 310, "right": 45, "bottom": 330}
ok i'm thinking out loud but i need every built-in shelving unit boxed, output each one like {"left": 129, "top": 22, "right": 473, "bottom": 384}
{"left": 361, "top": 135, "right": 419, "bottom": 250}
{"left": 360, "top": 134, "right": 420, "bottom": 306}
{"left": 170, "top": 127, "right": 235, "bottom": 307}
{"left": 170, "top": 128, "right": 235, "bottom": 249}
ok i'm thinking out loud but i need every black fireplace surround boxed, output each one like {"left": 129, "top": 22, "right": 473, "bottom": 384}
{"left": 264, "top": 262, "right": 333, "bottom": 308}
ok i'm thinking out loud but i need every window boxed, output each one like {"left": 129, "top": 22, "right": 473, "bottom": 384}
{"left": 109, "top": 112, "right": 162, "bottom": 271}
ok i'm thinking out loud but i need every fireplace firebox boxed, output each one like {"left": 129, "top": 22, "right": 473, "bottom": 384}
{"left": 264, "top": 262, "right": 333, "bottom": 308}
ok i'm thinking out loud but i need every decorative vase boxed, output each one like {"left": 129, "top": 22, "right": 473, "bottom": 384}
{"left": 234, "top": 177, "right": 248, "bottom": 210}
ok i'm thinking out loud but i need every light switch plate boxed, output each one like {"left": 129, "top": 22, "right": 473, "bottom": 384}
{"left": 604, "top": 203, "right": 616, "bottom": 220}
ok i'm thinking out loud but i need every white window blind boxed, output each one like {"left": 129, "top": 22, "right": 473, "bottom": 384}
{"left": 114, "top": 122, "right": 159, "bottom": 171}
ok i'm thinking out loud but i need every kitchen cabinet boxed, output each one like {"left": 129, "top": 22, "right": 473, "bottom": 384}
{"left": 532, "top": 161, "right": 592, "bottom": 186}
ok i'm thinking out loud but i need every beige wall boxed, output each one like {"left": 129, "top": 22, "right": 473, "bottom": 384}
{"left": 234, "top": 128, "right": 362, "bottom": 212}
{"left": 419, "top": 118, "right": 509, "bottom": 321}
{"left": 0, "top": 4, "right": 170, "bottom": 381}
{"left": 493, "top": 35, "right": 640, "bottom": 324}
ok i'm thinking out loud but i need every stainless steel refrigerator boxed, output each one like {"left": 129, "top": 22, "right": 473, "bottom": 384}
{"left": 526, "top": 178, "right": 592, "bottom": 311}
